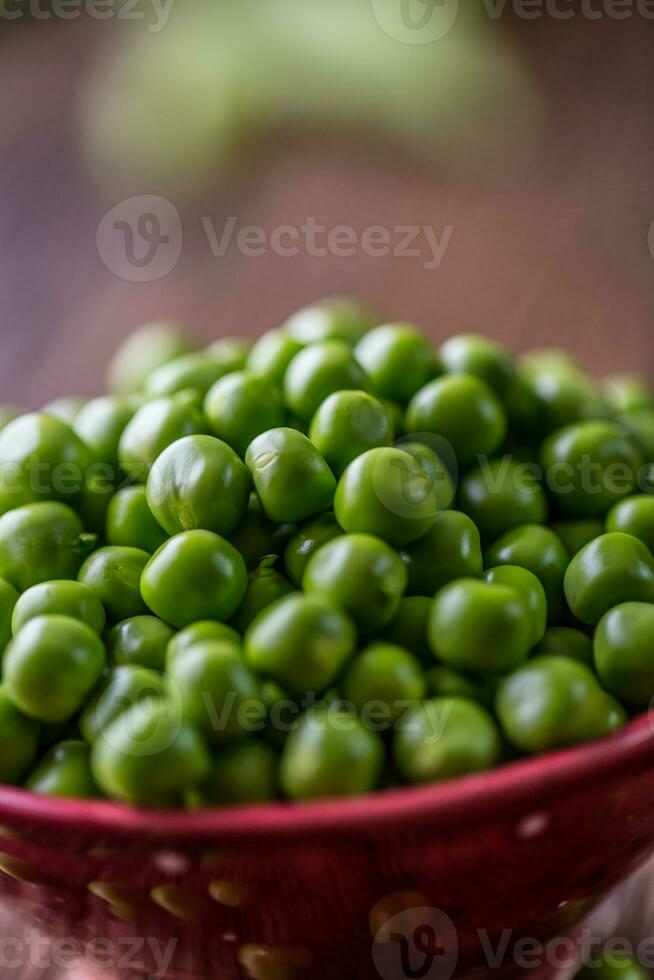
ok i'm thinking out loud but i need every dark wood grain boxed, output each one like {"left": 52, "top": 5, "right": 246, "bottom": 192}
{"left": 0, "top": 13, "right": 652, "bottom": 407}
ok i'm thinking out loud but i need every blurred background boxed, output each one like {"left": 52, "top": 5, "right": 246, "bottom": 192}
{"left": 0, "top": 0, "right": 652, "bottom": 407}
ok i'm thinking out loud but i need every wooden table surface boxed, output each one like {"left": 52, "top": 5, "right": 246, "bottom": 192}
{"left": 0, "top": 12, "right": 652, "bottom": 407}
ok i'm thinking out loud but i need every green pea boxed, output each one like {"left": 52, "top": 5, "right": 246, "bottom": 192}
{"left": 520, "top": 361, "right": 608, "bottom": 435}
{"left": 533, "top": 627, "right": 593, "bottom": 667}
{"left": 540, "top": 421, "right": 642, "bottom": 518}
{"left": 428, "top": 579, "right": 532, "bottom": 673}
{"left": 308, "top": 390, "right": 393, "bottom": 476}
{"left": 618, "top": 409, "right": 654, "bottom": 462}
{"left": 399, "top": 510, "right": 482, "bottom": 596}
{"left": 108, "top": 615, "right": 174, "bottom": 671}
{"left": 334, "top": 447, "right": 438, "bottom": 547}
{"left": 78, "top": 546, "right": 149, "bottom": 622}
{"left": 144, "top": 351, "right": 233, "bottom": 399}
{"left": 204, "top": 337, "right": 250, "bottom": 374}
{"left": 425, "top": 666, "right": 486, "bottom": 703}
{"left": 26, "top": 740, "right": 100, "bottom": 798}
{"left": 379, "top": 596, "right": 432, "bottom": 665}
{"left": 80, "top": 665, "right": 169, "bottom": 743}
{"left": 0, "top": 579, "right": 18, "bottom": 653}
{"left": 259, "top": 679, "right": 290, "bottom": 715}
{"left": 229, "top": 492, "right": 296, "bottom": 571}
{"left": 283, "top": 340, "right": 367, "bottom": 422}
{"left": 279, "top": 707, "right": 383, "bottom": 800}
{"left": 173, "top": 388, "right": 205, "bottom": 413}
{"left": 606, "top": 495, "right": 654, "bottom": 555}
{"left": 0, "top": 412, "right": 95, "bottom": 513}
{"left": 258, "top": 679, "right": 294, "bottom": 749}
{"left": 520, "top": 349, "right": 580, "bottom": 373}
{"left": 382, "top": 399, "right": 405, "bottom": 438}
{"left": 283, "top": 296, "right": 374, "bottom": 347}
{"left": 594, "top": 602, "right": 654, "bottom": 706}
{"left": 576, "top": 954, "right": 649, "bottom": 980}
{"left": 166, "top": 621, "right": 241, "bottom": 670}
{"left": 146, "top": 434, "right": 250, "bottom": 537}
{"left": 91, "top": 699, "right": 210, "bottom": 806}
{"left": 283, "top": 511, "right": 343, "bottom": 587}
{"left": 73, "top": 397, "right": 134, "bottom": 472}
{"left": 106, "top": 320, "right": 193, "bottom": 396}
{"left": 141, "top": 530, "right": 247, "bottom": 627}
{"left": 12, "top": 310, "right": 654, "bottom": 809}
{"left": 439, "top": 334, "right": 517, "bottom": 395}
{"left": 303, "top": 533, "right": 406, "bottom": 632}
{"left": 458, "top": 458, "right": 548, "bottom": 543}
{"left": 244, "top": 593, "right": 356, "bottom": 695}
{"left": 0, "top": 502, "right": 93, "bottom": 591}
{"left": 394, "top": 698, "right": 501, "bottom": 783}
{"left": 106, "top": 485, "right": 168, "bottom": 554}
{"left": 355, "top": 323, "right": 435, "bottom": 404}
{"left": 42, "top": 397, "right": 86, "bottom": 424}
{"left": 551, "top": 519, "right": 604, "bottom": 560}
{"left": 204, "top": 371, "right": 286, "bottom": 457}
{"left": 564, "top": 532, "right": 654, "bottom": 625}
{"left": 405, "top": 374, "right": 506, "bottom": 470}
{"left": 496, "top": 655, "right": 626, "bottom": 753}
{"left": 483, "top": 565, "right": 547, "bottom": 648}
{"left": 168, "top": 640, "right": 260, "bottom": 742}
{"left": 342, "top": 643, "right": 425, "bottom": 723}
{"left": 247, "top": 328, "right": 303, "bottom": 386}
{"left": 4, "top": 615, "right": 105, "bottom": 722}
{"left": 604, "top": 375, "right": 653, "bottom": 414}
{"left": 118, "top": 396, "right": 207, "bottom": 481}
{"left": 503, "top": 374, "right": 543, "bottom": 444}
{"left": 78, "top": 470, "right": 116, "bottom": 536}
{"left": 0, "top": 688, "right": 40, "bottom": 784}
{"left": 245, "top": 428, "right": 336, "bottom": 524}
{"left": 398, "top": 441, "right": 455, "bottom": 510}
{"left": 196, "top": 739, "right": 278, "bottom": 806}
{"left": 230, "top": 558, "right": 294, "bottom": 634}
{"left": 12, "top": 581, "right": 105, "bottom": 636}
{"left": 484, "top": 524, "right": 568, "bottom": 623}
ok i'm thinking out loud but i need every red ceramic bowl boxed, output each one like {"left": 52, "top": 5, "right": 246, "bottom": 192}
{"left": 1, "top": 713, "right": 654, "bottom": 980}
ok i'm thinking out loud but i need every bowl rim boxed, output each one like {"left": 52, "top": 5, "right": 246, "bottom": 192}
{"left": 0, "top": 712, "right": 653, "bottom": 842}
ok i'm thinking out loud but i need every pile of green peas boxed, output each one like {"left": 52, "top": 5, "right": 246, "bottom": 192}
{"left": 0, "top": 297, "right": 652, "bottom": 807}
